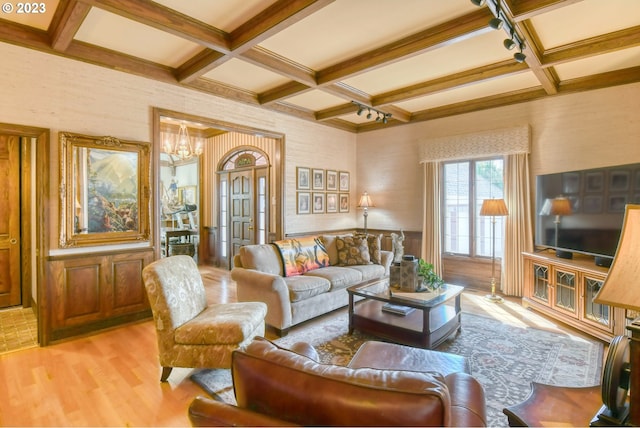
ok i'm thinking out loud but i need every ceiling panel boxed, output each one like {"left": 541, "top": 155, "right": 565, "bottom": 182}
{"left": 74, "top": 8, "right": 202, "bottom": 67}
{"left": 1, "top": 0, "right": 639, "bottom": 133}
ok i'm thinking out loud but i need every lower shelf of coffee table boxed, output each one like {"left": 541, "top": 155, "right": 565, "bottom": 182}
{"left": 350, "top": 299, "right": 461, "bottom": 349}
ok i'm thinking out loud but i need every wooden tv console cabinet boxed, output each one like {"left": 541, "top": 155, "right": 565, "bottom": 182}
{"left": 522, "top": 251, "right": 627, "bottom": 342}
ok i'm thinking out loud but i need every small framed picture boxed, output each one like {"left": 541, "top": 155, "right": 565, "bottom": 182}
{"left": 339, "top": 171, "right": 350, "bottom": 192}
{"left": 312, "top": 169, "right": 324, "bottom": 190}
{"left": 326, "top": 193, "right": 338, "bottom": 213}
{"left": 562, "top": 172, "right": 580, "bottom": 194}
{"left": 339, "top": 193, "right": 350, "bottom": 212}
{"left": 312, "top": 193, "right": 325, "bottom": 213}
{"left": 297, "top": 167, "right": 310, "bottom": 190}
{"left": 583, "top": 195, "right": 603, "bottom": 213}
{"left": 326, "top": 170, "right": 338, "bottom": 191}
{"left": 608, "top": 194, "right": 627, "bottom": 213}
{"left": 609, "top": 170, "right": 630, "bottom": 192}
{"left": 297, "top": 192, "right": 310, "bottom": 214}
{"left": 585, "top": 172, "right": 603, "bottom": 193}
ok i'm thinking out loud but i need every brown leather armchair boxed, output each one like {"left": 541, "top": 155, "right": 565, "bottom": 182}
{"left": 189, "top": 337, "right": 487, "bottom": 426}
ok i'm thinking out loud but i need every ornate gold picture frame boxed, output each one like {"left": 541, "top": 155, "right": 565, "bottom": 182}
{"left": 59, "top": 132, "right": 151, "bottom": 247}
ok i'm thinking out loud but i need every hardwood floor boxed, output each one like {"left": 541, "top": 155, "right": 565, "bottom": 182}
{"left": 0, "top": 266, "right": 599, "bottom": 426}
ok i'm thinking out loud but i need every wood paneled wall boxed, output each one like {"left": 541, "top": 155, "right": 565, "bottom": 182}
{"left": 45, "top": 248, "right": 153, "bottom": 344}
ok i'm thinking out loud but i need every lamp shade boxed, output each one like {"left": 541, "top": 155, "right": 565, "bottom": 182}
{"left": 540, "top": 197, "right": 572, "bottom": 216}
{"left": 594, "top": 204, "right": 640, "bottom": 311}
{"left": 357, "top": 192, "right": 374, "bottom": 208}
{"left": 480, "top": 198, "right": 508, "bottom": 216}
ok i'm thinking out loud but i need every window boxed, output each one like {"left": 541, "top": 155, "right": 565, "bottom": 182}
{"left": 443, "top": 158, "right": 505, "bottom": 258}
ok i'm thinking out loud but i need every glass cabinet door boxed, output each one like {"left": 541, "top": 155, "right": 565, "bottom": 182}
{"left": 554, "top": 269, "right": 576, "bottom": 314}
{"left": 583, "top": 276, "right": 611, "bottom": 330}
{"left": 532, "top": 264, "right": 549, "bottom": 304}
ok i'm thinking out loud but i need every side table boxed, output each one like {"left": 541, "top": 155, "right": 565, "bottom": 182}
{"left": 502, "top": 382, "right": 602, "bottom": 427}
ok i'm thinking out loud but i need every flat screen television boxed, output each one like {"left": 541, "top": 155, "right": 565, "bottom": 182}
{"left": 535, "top": 162, "right": 640, "bottom": 266}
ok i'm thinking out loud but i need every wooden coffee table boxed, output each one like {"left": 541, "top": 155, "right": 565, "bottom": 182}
{"left": 347, "top": 277, "right": 463, "bottom": 349}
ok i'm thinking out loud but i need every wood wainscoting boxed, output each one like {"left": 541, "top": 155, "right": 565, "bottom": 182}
{"left": 44, "top": 248, "right": 154, "bottom": 345}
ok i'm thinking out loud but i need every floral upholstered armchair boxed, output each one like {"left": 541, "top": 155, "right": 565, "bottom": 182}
{"left": 142, "top": 255, "right": 267, "bottom": 381}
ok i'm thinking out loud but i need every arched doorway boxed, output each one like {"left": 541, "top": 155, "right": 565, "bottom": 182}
{"left": 153, "top": 108, "right": 284, "bottom": 268}
{"left": 218, "top": 148, "right": 270, "bottom": 267}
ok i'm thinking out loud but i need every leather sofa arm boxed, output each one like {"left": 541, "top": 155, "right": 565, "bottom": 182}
{"left": 231, "top": 267, "right": 292, "bottom": 331}
{"left": 189, "top": 396, "right": 298, "bottom": 427}
{"left": 445, "top": 372, "right": 488, "bottom": 427}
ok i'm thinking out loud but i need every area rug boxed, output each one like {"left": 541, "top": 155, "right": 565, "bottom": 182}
{"left": 191, "top": 309, "right": 603, "bottom": 427}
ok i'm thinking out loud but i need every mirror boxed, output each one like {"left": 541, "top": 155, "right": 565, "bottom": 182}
{"left": 59, "top": 132, "right": 151, "bottom": 247}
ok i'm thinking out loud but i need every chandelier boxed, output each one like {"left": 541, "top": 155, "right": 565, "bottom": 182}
{"left": 163, "top": 123, "right": 203, "bottom": 160}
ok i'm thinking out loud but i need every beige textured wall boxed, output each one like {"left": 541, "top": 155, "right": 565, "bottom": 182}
{"left": 0, "top": 42, "right": 357, "bottom": 251}
{"left": 356, "top": 83, "right": 640, "bottom": 231}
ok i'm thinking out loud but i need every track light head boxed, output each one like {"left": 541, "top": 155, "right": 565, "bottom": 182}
{"left": 503, "top": 38, "right": 516, "bottom": 50}
{"left": 514, "top": 51, "right": 526, "bottom": 63}
{"left": 366, "top": 109, "right": 372, "bottom": 120}
{"left": 489, "top": 17, "right": 503, "bottom": 29}
{"left": 470, "top": 0, "right": 486, "bottom": 6}
{"left": 357, "top": 106, "right": 364, "bottom": 116}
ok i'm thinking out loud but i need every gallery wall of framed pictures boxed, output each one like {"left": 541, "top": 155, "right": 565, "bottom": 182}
{"left": 296, "top": 167, "right": 350, "bottom": 214}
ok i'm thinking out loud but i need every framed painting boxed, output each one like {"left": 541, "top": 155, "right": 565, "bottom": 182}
{"left": 609, "top": 170, "right": 630, "bottom": 192}
{"left": 297, "top": 192, "right": 310, "bottom": 214}
{"left": 562, "top": 172, "right": 580, "bottom": 194}
{"left": 326, "top": 170, "right": 338, "bottom": 191}
{"left": 59, "top": 131, "right": 151, "bottom": 247}
{"left": 312, "top": 192, "right": 325, "bottom": 213}
{"left": 339, "top": 171, "right": 350, "bottom": 192}
{"left": 326, "top": 193, "right": 338, "bottom": 213}
{"left": 179, "top": 185, "right": 197, "bottom": 204}
{"left": 297, "top": 167, "right": 310, "bottom": 190}
{"left": 312, "top": 168, "right": 324, "bottom": 190}
{"left": 339, "top": 193, "right": 350, "bottom": 212}
{"left": 585, "top": 172, "right": 604, "bottom": 193}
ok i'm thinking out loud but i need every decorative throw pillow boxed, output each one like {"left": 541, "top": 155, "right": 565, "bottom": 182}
{"left": 274, "top": 237, "right": 330, "bottom": 277}
{"left": 336, "top": 235, "right": 371, "bottom": 266}
{"left": 356, "top": 233, "right": 382, "bottom": 265}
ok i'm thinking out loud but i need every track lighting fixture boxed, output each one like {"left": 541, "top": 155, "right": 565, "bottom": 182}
{"left": 351, "top": 101, "right": 392, "bottom": 125}
{"left": 514, "top": 44, "right": 526, "bottom": 63}
{"left": 471, "top": 0, "right": 526, "bottom": 63}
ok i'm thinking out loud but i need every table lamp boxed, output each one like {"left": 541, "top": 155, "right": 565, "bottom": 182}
{"left": 592, "top": 203, "right": 639, "bottom": 426}
{"left": 357, "top": 192, "right": 374, "bottom": 235}
{"left": 480, "top": 198, "right": 508, "bottom": 303}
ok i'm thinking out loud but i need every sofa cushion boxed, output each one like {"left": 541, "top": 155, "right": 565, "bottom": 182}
{"left": 274, "top": 237, "right": 330, "bottom": 277}
{"left": 345, "top": 263, "right": 386, "bottom": 281}
{"left": 320, "top": 234, "right": 351, "bottom": 265}
{"left": 356, "top": 233, "right": 383, "bottom": 264}
{"left": 304, "top": 266, "right": 363, "bottom": 291}
{"left": 336, "top": 235, "right": 371, "bottom": 266}
{"left": 282, "top": 275, "right": 331, "bottom": 302}
{"left": 238, "top": 244, "right": 283, "bottom": 276}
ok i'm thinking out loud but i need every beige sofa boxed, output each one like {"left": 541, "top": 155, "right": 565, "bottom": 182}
{"left": 231, "top": 234, "right": 393, "bottom": 336}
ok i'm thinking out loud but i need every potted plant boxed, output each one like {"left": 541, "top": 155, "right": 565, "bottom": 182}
{"left": 417, "top": 259, "right": 444, "bottom": 291}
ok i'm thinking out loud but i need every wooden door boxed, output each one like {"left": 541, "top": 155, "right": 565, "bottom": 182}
{"left": 229, "top": 170, "right": 254, "bottom": 261}
{"left": 0, "top": 135, "right": 21, "bottom": 308}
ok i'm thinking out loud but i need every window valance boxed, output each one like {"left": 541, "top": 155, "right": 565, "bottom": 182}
{"left": 419, "top": 125, "right": 530, "bottom": 163}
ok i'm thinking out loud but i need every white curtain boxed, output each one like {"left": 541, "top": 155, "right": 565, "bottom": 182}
{"left": 421, "top": 161, "right": 442, "bottom": 275}
{"left": 502, "top": 153, "right": 534, "bottom": 296}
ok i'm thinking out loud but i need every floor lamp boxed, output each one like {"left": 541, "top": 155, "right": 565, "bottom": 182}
{"left": 480, "top": 198, "right": 508, "bottom": 303}
{"left": 592, "top": 204, "right": 640, "bottom": 426}
{"left": 357, "top": 192, "right": 373, "bottom": 235}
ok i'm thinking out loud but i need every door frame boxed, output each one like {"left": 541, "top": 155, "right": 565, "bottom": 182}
{"left": 152, "top": 108, "right": 284, "bottom": 262}
{"left": 0, "top": 122, "right": 50, "bottom": 345}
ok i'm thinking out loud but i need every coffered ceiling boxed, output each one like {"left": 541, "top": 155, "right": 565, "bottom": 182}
{"left": 2, "top": 0, "right": 640, "bottom": 133}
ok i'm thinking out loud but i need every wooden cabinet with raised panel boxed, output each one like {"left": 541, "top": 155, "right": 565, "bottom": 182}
{"left": 45, "top": 248, "right": 154, "bottom": 344}
{"left": 523, "top": 251, "right": 625, "bottom": 342}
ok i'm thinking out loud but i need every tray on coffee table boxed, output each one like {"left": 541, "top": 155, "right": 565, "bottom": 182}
{"left": 347, "top": 277, "right": 463, "bottom": 349}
